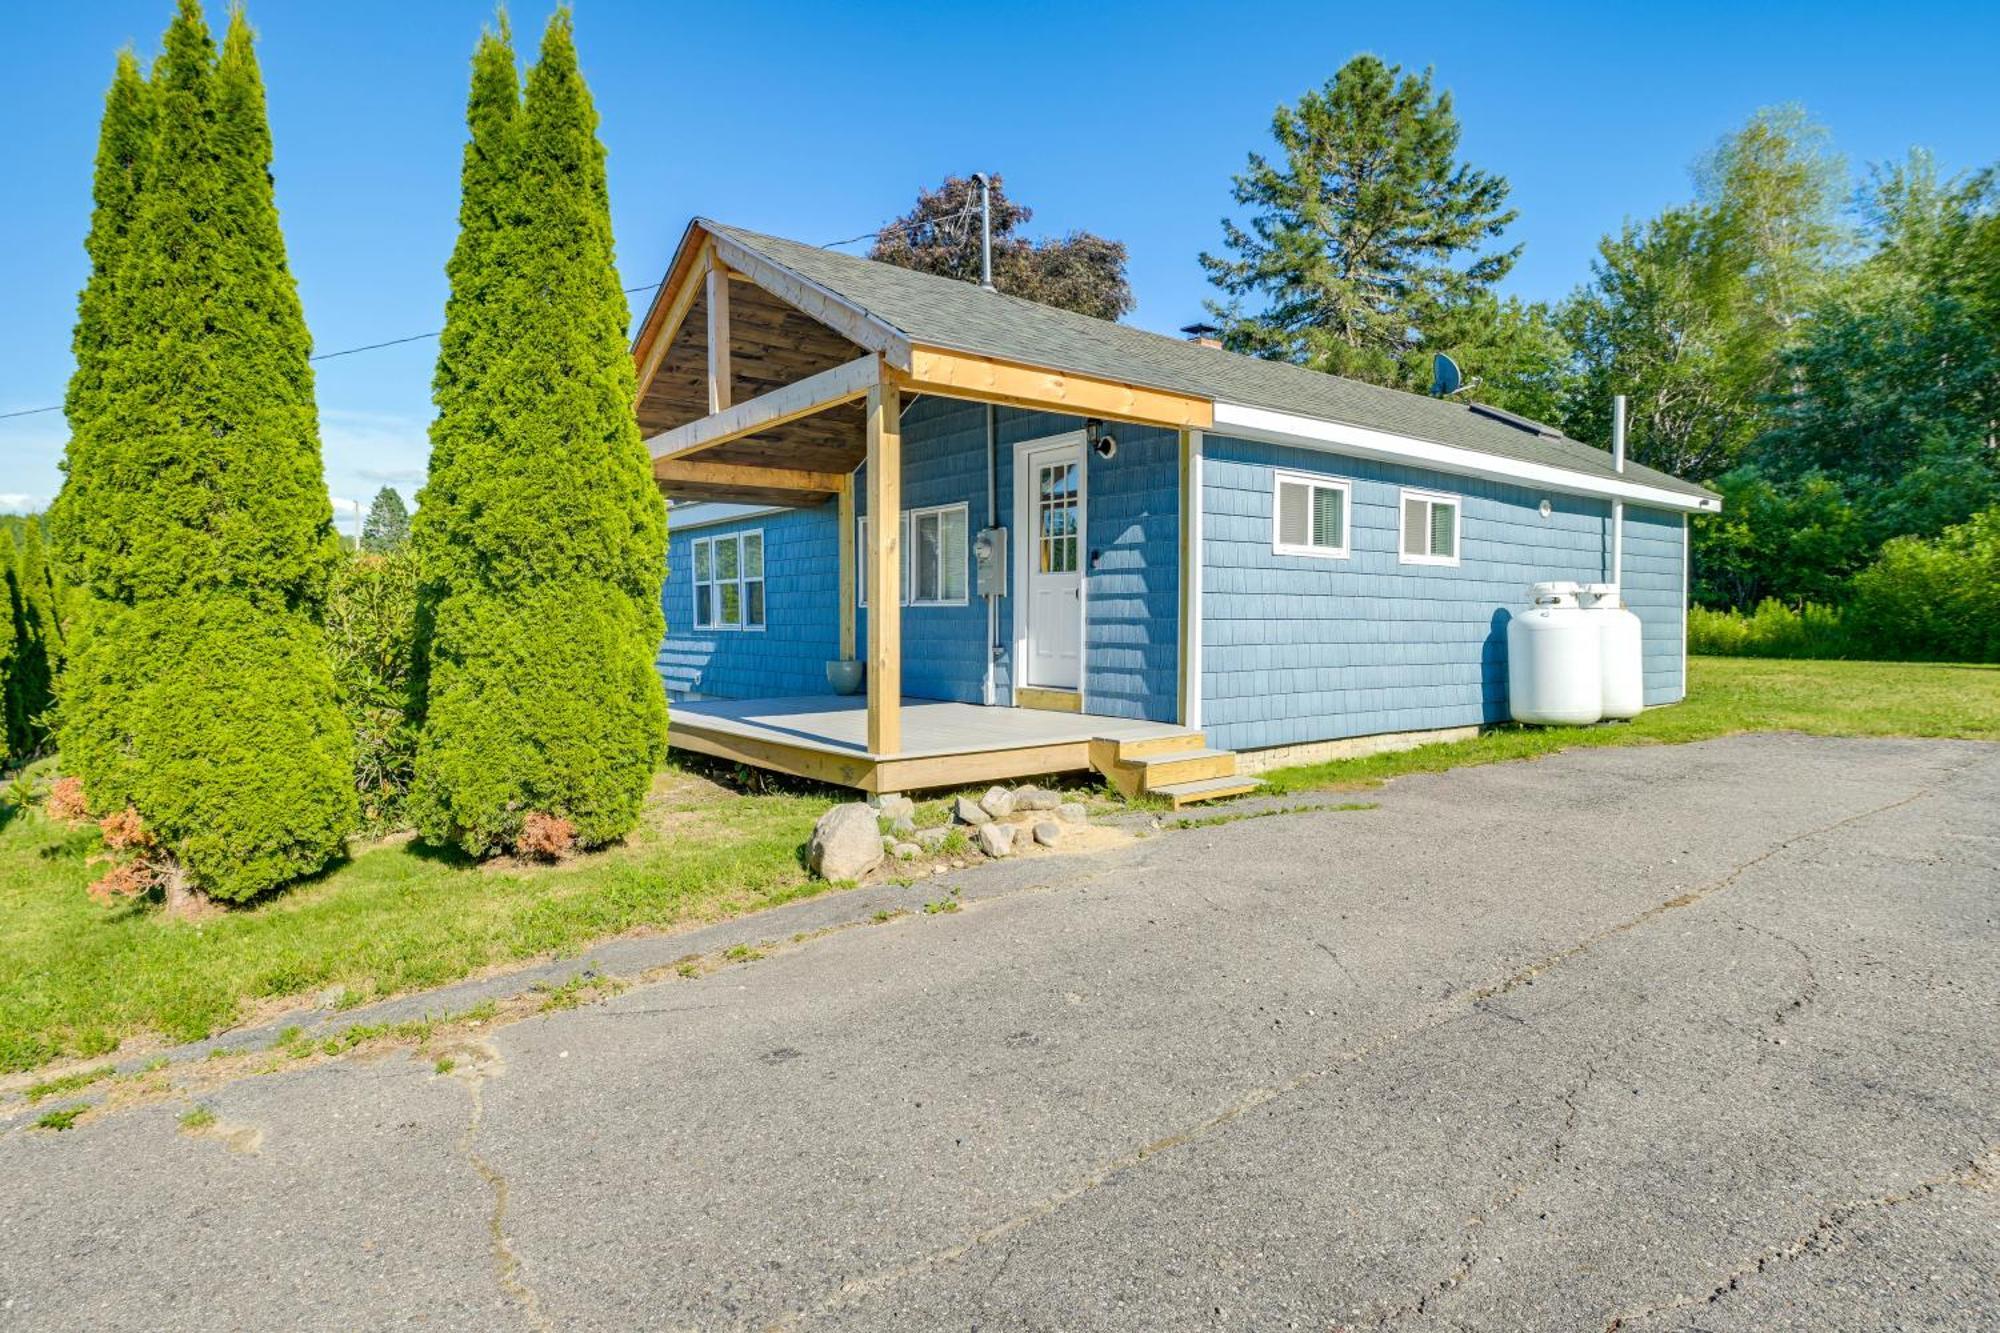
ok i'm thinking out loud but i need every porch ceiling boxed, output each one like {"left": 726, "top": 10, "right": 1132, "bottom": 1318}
{"left": 642, "top": 276, "right": 869, "bottom": 504}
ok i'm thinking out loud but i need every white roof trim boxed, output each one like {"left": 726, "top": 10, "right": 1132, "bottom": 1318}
{"left": 1211, "top": 401, "right": 1721, "bottom": 514}
{"left": 667, "top": 502, "right": 795, "bottom": 533}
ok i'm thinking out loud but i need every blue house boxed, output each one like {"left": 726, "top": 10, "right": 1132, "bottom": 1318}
{"left": 633, "top": 220, "right": 1718, "bottom": 803}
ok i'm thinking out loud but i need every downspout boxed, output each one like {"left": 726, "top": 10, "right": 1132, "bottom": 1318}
{"left": 984, "top": 402, "right": 999, "bottom": 705}
{"left": 1611, "top": 394, "right": 1627, "bottom": 588}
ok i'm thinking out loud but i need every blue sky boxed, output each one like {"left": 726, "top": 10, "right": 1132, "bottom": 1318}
{"left": 3, "top": 0, "right": 1996, "bottom": 522}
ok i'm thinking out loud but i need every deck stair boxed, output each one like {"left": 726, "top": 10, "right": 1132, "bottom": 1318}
{"left": 1088, "top": 731, "right": 1260, "bottom": 808}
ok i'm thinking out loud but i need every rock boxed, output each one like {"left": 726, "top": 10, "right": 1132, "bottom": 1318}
{"left": 979, "top": 786, "right": 1015, "bottom": 818}
{"left": 872, "top": 794, "right": 916, "bottom": 822}
{"left": 974, "top": 823, "right": 1016, "bottom": 858}
{"left": 954, "top": 795, "right": 992, "bottom": 825}
{"left": 891, "top": 842, "right": 922, "bottom": 860}
{"left": 1056, "top": 802, "right": 1088, "bottom": 824}
{"left": 913, "top": 826, "right": 952, "bottom": 850}
{"left": 1013, "top": 786, "right": 1061, "bottom": 812}
{"left": 890, "top": 815, "right": 918, "bottom": 838}
{"left": 809, "top": 803, "right": 885, "bottom": 881}
{"left": 1033, "top": 821, "right": 1062, "bottom": 847}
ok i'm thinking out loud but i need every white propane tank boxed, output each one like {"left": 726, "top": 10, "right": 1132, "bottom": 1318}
{"left": 1578, "top": 583, "right": 1645, "bottom": 720}
{"left": 1507, "top": 582, "right": 1603, "bottom": 725}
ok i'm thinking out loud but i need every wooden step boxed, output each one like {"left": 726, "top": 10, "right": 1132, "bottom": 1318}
{"left": 1112, "top": 730, "right": 1207, "bottom": 759}
{"left": 1120, "top": 748, "right": 1239, "bottom": 787}
{"left": 1150, "top": 775, "right": 1264, "bottom": 808}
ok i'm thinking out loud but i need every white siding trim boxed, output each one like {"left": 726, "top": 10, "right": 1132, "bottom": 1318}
{"left": 1681, "top": 511, "right": 1690, "bottom": 701}
{"left": 668, "top": 502, "right": 792, "bottom": 532}
{"left": 1212, "top": 400, "right": 1722, "bottom": 514}
{"left": 1186, "top": 431, "right": 1205, "bottom": 731}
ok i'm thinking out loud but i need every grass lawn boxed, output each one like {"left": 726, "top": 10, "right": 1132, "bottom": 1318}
{"left": 3, "top": 656, "right": 1996, "bottom": 1076}
{"left": 0, "top": 764, "right": 832, "bottom": 1075}
{"left": 1259, "top": 656, "right": 2000, "bottom": 793}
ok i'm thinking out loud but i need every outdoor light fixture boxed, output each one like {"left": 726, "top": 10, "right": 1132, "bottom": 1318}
{"left": 1085, "top": 417, "right": 1117, "bottom": 459}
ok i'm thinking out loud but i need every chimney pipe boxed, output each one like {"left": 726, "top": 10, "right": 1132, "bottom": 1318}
{"left": 971, "top": 173, "right": 995, "bottom": 293}
{"left": 1611, "top": 394, "right": 1627, "bottom": 589}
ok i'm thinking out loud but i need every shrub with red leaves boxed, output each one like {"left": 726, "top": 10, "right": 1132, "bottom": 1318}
{"left": 46, "top": 777, "right": 89, "bottom": 824}
{"left": 87, "top": 859, "right": 160, "bottom": 906}
{"left": 517, "top": 812, "right": 576, "bottom": 862}
{"left": 97, "top": 807, "right": 156, "bottom": 853}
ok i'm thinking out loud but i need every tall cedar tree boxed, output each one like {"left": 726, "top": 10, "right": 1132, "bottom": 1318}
{"left": 362, "top": 486, "right": 411, "bottom": 552}
{"left": 55, "top": 3, "right": 355, "bottom": 902}
{"left": 869, "top": 175, "right": 1136, "bottom": 321}
{"left": 411, "top": 11, "right": 668, "bottom": 857}
{"left": 5, "top": 524, "right": 62, "bottom": 759}
{"left": 1201, "top": 56, "right": 1520, "bottom": 392}
{"left": 0, "top": 556, "right": 13, "bottom": 770}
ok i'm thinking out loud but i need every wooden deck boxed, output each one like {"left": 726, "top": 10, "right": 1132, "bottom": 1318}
{"left": 668, "top": 695, "right": 1210, "bottom": 794}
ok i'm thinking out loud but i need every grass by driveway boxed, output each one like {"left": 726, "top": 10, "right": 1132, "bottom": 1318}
{"left": 1260, "top": 656, "right": 2000, "bottom": 792}
{"left": 2, "top": 655, "right": 1996, "bottom": 1077}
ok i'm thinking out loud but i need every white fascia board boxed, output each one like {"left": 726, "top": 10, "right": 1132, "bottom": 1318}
{"left": 666, "top": 502, "right": 793, "bottom": 533}
{"left": 1211, "top": 401, "right": 1722, "bottom": 514}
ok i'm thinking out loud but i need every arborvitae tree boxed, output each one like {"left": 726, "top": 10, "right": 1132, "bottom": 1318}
{"left": 1200, "top": 56, "right": 1520, "bottom": 391}
{"left": 0, "top": 538, "right": 16, "bottom": 772}
{"left": 411, "top": 9, "right": 667, "bottom": 856}
{"left": 361, "top": 487, "right": 411, "bottom": 553}
{"left": 5, "top": 524, "right": 62, "bottom": 759}
{"left": 56, "top": 2, "right": 354, "bottom": 904}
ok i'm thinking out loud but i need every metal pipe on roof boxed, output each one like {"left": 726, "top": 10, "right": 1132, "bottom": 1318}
{"left": 971, "top": 173, "right": 996, "bottom": 293}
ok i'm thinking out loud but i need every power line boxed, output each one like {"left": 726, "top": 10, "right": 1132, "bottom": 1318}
{"left": 0, "top": 280, "right": 664, "bottom": 427}
{"left": 821, "top": 204, "right": 978, "bottom": 251}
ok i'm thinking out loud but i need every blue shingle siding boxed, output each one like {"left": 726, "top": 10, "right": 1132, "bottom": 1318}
{"left": 1199, "top": 435, "right": 1615, "bottom": 752}
{"left": 1622, "top": 505, "right": 1687, "bottom": 704}
{"left": 660, "top": 505, "right": 839, "bottom": 699}
{"left": 660, "top": 399, "right": 1181, "bottom": 723}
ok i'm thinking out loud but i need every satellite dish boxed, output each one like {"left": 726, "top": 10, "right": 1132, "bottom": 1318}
{"left": 1429, "top": 353, "right": 1463, "bottom": 397}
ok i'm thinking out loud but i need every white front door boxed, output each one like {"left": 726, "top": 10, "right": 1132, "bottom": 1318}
{"left": 1020, "top": 438, "right": 1084, "bottom": 690}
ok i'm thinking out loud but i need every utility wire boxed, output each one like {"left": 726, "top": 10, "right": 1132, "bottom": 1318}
{"left": 0, "top": 280, "right": 665, "bottom": 426}
{"left": 821, "top": 203, "right": 978, "bottom": 251}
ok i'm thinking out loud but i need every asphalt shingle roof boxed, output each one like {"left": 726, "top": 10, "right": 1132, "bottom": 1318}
{"left": 703, "top": 220, "right": 1713, "bottom": 502}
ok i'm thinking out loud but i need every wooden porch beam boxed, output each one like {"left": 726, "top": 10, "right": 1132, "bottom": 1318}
{"left": 896, "top": 345, "right": 1215, "bottom": 431}
{"left": 647, "top": 353, "right": 881, "bottom": 462}
{"left": 633, "top": 238, "right": 713, "bottom": 405}
{"left": 654, "top": 459, "right": 845, "bottom": 494}
{"left": 705, "top": 265, "right": 731, "bottom": 413}
{"left": 865, "top": 382, "right": 901, "bottom": 756}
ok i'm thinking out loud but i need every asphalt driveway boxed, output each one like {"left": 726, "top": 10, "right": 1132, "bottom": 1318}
{"left": 4, "top": 732, "right": 1996, "bottom": 1331}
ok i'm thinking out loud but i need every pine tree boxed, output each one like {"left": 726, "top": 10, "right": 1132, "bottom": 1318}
{"left": 361, "top": 487, "right": 411, "bottom": 553}
{"left": 1200, "top": 56, "right": 1520, "bottom": 390}
{"left": 56, "top": 2, "right": 354, "bottom": 903}
{"left": 411, "top": 9, "right": 667, "bottom": 856}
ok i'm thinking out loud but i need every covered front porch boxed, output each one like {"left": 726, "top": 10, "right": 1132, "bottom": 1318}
{"left": 633, "top": 220, "right": 1252, "bottom": 803}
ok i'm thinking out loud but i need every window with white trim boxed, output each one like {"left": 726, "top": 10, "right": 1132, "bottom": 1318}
{"left": 1399, "top": 489, "right": 1461, "bottom": 566}
{"left": 908, "top": 503, "right": 970, "bottom": 605}
{"left": 856, "top": 513, "right": 911, "bottom": 608}
{"left": 691, "top": 530, "right": 765, "bottom": 629}
{"left": 1272, "top": 470, "right": 1350, "bottom": 558}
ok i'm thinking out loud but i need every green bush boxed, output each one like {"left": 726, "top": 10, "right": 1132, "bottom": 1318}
{"left": 1845, "top": 508, "right": 2000, "bottom": 663}
{"left": 1688, "top": 599, "right": 1850, "bottom": 659}
{"left": 325, "top": 552, "right": 420, "bottom": 830}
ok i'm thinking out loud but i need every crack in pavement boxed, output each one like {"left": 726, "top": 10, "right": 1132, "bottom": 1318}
{"left": 1600, "top": 1146, "right": 1999, "bottom": 1331}
{"left": 444, "top": 1039, "right": 550, "bottom": 1333}
{"left": 762, "top": 777, "right": 1953, "bottom": 1331}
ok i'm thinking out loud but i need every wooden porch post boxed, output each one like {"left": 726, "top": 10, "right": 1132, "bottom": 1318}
{"left": 704, "top": 266, "right": 732, "bottom": 413}
{"left": 836, "top": 472, "right": 856, "bottom": 661}
{"left": 865, "top": 381, "right": 901, "bottom": 754}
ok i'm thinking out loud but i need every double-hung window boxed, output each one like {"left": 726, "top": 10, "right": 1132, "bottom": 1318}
{"left": 691, "top": 530, "right": 765, "bottom": 630}
{"left": 1272, "top": 470, "right": 1350, "bottom": 558}
{"left": 1399, "top": 489, "right": 1461, "bottom": 566}
{"left": 907, "top": 503, "right": 969, "bottom": 605}
{"left": 858, "top": 506, "right": 969, "bottom": 606}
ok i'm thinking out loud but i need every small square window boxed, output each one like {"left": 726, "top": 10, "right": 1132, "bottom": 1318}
{"left": 1399, "top": 489, "right": 1461, "bottom": 566}
{"left": 1272, "top": 471, "right": 1350, "bottom": 559}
